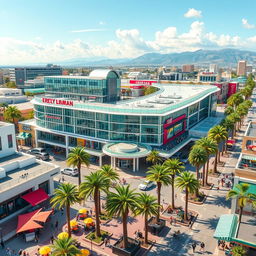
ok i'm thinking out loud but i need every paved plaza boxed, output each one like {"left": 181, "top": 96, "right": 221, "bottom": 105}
{"left": 1, "top": 97, "right": 256, "bottom": 256}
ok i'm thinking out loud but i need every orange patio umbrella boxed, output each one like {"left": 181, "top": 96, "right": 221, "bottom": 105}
{"left": 16, "top": 208, "right": 53, "bottom": 233}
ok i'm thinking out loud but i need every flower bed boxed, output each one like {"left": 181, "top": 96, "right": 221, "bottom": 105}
{"left": 84, "top": 230, "right": 111, "bottom": 245}
{"left": 188, "top": 191, "right": 207, "bottom": 205}
{"left": 112, "top": 237, "right": 140, "bottom": 256}
{"left": 147, "top": 216, "right": 166, "bottom": 235}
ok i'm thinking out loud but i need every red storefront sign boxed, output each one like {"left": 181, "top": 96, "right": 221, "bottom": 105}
{"left": 227, "top": 83, "right": 237, "bottom": 97}
{"left": 42, "top": 98, "right": 74, "bottom": 106}
{"left": 163, "top": 114, "right": 186, "bottom": 144}
{"left": 45, "top": 115, "right": 61, "bottom": 120}
{"left": 129, "top": 80, "right": 157, "bottom": 86}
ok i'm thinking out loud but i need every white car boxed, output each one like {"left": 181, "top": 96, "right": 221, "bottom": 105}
{"left": 138, "top": 180, "right": 154, "bottom": 191}
{"left": 61, "top": 168, "right": 78, "bottom": 177}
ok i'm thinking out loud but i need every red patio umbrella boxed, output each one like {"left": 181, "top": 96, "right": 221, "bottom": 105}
{"left": 16, "top": 208, "right": 53, "bottom": 233}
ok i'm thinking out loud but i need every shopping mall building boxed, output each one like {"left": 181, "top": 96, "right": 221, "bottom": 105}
{"left": 24, "top": 70, "right": 220, "bottom": 171}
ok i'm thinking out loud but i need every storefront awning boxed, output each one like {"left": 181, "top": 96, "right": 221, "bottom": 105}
{"left": 16, "top": 208, "right": 53, "bottom": 233}
{"left": 17, "top": 132, "right": 31, "bottom": 140}
{"left": 21, "top": 188, "right": 49, "bottom": 206}
{"left": 214, "top": 214, "right": 238, "bottom": 241}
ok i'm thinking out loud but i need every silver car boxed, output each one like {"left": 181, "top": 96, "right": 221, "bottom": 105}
{"left": 138, "top": 180, "right": 154, "bottom": 191}
{"left": 61, "top": 168, "right": 78, "bottom": 177}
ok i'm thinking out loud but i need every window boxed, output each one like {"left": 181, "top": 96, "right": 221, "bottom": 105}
{"left": 8, "top": 135, "right": 13, "bottom": 148}
{"left": 0, "top": 137, "right": 2, "bottom": 151}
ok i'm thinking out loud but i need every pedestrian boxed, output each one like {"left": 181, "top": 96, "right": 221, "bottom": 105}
{"left": 170, "top": 216, "right": 173, "bottom": 225}
{"left": 200, "top": 242, "right": 205, "bottom": 252}
{"left": 61, "top": 207, "right": 64, "bottom": 215}
{"left": 216, "top": 186, "right": 219, "bottom": 191}
{"left": 90, "top": 209, "right": 92, "bottom": 216}
{"left": 0, "top": 239, "right": 4, "bottom": 249}
{"left": 162, "top": 198, "right": 165, "bottom": 205}
{"left": 104, "top": 237, "right": 108, "bottom": 247}
{"left": 55, "top": 220, "right": 59, "bottom": 229}
{"left": 221, "top": 178, "right": 224, "bottom": 187}
{"left": 50, "top": 236, "right": 54, "bottom": 244}
{"left": 18, "top": 249, "right": 23, "bottom": 255}
{"left": 61, "top": 176, "right": 65, "bottom": 183}
{"left": 192, "top": 242, "right": 196, "bottom": 253}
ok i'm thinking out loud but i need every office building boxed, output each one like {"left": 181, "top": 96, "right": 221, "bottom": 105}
{"left": 182, "top": 65, "right": 194, "bottom": 73}
{"left": 237, "top": 60, "right": 247, "bottom": 76}
{"left": 158, "top": 72, "right": 183, "bottom": 81}
{"left": 9, "top": 65, "right": 62, "bottom": 87}
{"left": 0, "top": 88, "right": 27, "bottom": 104}
{"left": 209, "top": 64, "right": 218, "bottom": 73}
{"left": 197, "top": 72, "right": 220, "bottom": 82}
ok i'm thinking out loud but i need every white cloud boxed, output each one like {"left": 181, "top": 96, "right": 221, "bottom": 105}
{"left": 0, "top": 21, "right": 254, "bottom": 65}
{"left": 70, "top": 28, "right": 106, "bottom": 33}
{"left": 184, "top": 8, "right": 202, "bottom": 18}
{"left": 99, "top": 21, "right": 105, "bottom": 25}
{"left": 242, "top": 18, "right": 255, "bottom": 29}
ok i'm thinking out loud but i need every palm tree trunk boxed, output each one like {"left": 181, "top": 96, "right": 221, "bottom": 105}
{"left": 94, "top": 189, "right": 101, "bottom": 237}
{"left": 66, "top": 203, "right": 71, "bottom": 237}
{"left": 214, "top": 150, "right": 218, "bottom": 173}
{"left": 184, "top": 188, "right": 188, "bottom": 221}
{"left": 98, "top": 191, "right": 101, "bottom": 215}
{"left": 78, "top": 162, "right": 81, "bottom": 185}
{"left": 122, "top": 210, "right": 128, "bottom": 249}
{"left": 171, "top": 176, "right": 175, "bottom": 209}
{"left": 144, "top": 214, "right": 148, "bottom": 245}
{"left": 239, "top": 206, "right": 243, "bottom": 223}
{"left": 196, "top": 166, "right": 199, "bottom": 181}
{"left": 202, "top": 164, "right": 206, "bottom": 187}
{"left": 206, "top": 158, "right": 210, "bottom": 185}
{"left": 156, "top": 182, "right": 161, "bottom": 223}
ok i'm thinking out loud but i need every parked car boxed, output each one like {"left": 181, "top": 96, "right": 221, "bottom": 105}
{"left": 138, "top": 180, "right": 154, "bottom": 191}
{"left": 61, "top": 168, "right": 78, "bottom": 177}
{"left": 27, "top": 148, "right": 50, "bottom": 161}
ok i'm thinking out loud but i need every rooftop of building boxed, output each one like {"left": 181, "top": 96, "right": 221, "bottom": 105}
{"left": 0, "top": 121, "right": 14, "bottom": 127}
{"left": 10, "top": 101, "right": 33, "bottom": 110}
{"left": 245, "top": 121, "right": 256, "bottom": 137}
{"left": 34, "top": 83, "right": 219, "bottom": 115}
{"left": 236, "top": 153, "right": 256, "bottom": 172}
{"left": 45, "top": 69, "right": 119, "bottom": 81}
{"left": 0, "top": 152, "right": 58, "bottom": 193}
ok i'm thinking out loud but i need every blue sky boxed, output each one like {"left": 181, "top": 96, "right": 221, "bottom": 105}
{"left": 1, "top": 0, "right": 256, "bottom": 64}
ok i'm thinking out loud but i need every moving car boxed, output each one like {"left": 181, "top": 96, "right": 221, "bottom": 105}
{"left": 27, "top": 148, "right": 50, "bottom": 161}
{"left": 61, "top": 168, "right": 78, "bottom": 177}
{"left": 138, "top": 180, "right": 154, "bottom": 190}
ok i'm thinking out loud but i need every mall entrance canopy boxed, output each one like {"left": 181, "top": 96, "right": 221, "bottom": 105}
{"left": 214, "top": 214, "right": 238, "bottom": 242}
{"left": 102, "top": 142, "right": 151, "bottom": 172}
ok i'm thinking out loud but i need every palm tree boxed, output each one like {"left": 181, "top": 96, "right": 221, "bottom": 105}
{"left": 146, "top": 150, "right": 162, "bottom": 165}
{"left": 146, "top": 164, "right": 171, "bottom": 222}
{"left": 136, "top": 193, "right": 158, "bottom": 244}
{"left": 229, "top": 112, "right": 241, "bottom": 135}
{"left": 3, "top": 106, "right": 21, "bottom": 127}
{"left": 224, "top": 106, "right": 234, "bottom": 116}
{"left": 106, "top": 185, "right": 138, "bottom": 249}
{"left": 227, "top": 183, "right": 254, "bottom": 223}
{"left": 79, "top": 171, "right": 109, "bottom": 237}
{"left": 99, "top": 164, "right": 119, "bottom": 187}
{"left": 67, "top": 147, "right": 90, "bottom": 185}
{"left": 227, "top": 93, "right": 244, "bottom": 109}
{"left": 208, "top": 125, "right": 228, "bottom": 173}
{"left": 222, "top": 117, "right": 235, "bottom": 139}
{"left": 51, "top": 183, "right": 80, "bottom": 237}
{"left": 231, "top": 245, "right": 247, "bottom": 256}
{"left": 195, "top": 137, "right": 217, "bottom": 185}
{"left": 189, "top": 145, "right": 208, "bottom": 183}
{"left": 175, "top": 172, "right": 199, "bottom": 221}
{"left": 51, "top": 237, "right": 81, "bottom": 256}
{"left": 163, "top": 158, "right": 184, "bottom": 208}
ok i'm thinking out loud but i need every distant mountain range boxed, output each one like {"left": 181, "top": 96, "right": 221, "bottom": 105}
{"left": 2, "top": 48, "right": 256, "bottom": 68}
{"left": 54, "top": 48, "right": 256, "bottom": 67}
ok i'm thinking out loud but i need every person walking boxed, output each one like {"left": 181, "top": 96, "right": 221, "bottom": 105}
{"left": 192, "top": 242, "right": 196, "bottom": 253}
{"left": 55, "top": 220, "right": 59, "bottom": 230}
{"left": 200, "top": 242, "right": 205, "bottom": 252}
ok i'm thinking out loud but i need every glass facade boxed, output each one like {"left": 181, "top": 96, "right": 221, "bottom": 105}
{"left": 34, "top": 94, "right": 211, "bottom": 146}
{"left": 44, "top": 70, "right": 120, "bottom": 103}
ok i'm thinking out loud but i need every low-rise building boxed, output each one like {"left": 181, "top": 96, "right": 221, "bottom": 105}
{"left": 233, "top": 121, "right": 256, "bottom": 215}
{"left": 158, "top": 72, "right": 183, "bottom": 81}
{"left": 197, "top": 72, "right": 220, "bottom": 82}
{"left": 0, "top": 88, "right": 27, "bottom": 104}
{"left": 0, "top": 122, "right": 59, "bottom": 240}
